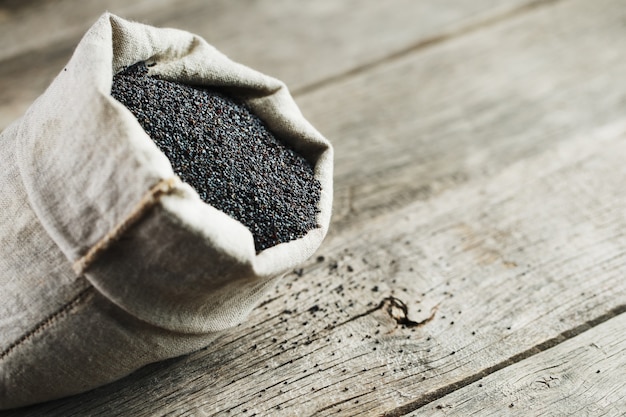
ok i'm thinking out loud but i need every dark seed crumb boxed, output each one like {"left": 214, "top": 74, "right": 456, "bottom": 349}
{"left": 308, "top": 305, "right": 320, "bottom": 314}
{"left": 111, "top": 62, "right": 321, "bottom": 252}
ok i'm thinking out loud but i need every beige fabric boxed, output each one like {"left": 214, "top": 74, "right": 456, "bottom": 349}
{"left": 0, "top": 13, "right": 332, "bottom": 409}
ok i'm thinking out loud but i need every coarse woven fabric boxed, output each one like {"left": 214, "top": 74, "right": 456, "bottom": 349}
{"left": 0, "top": 13, "right": 333, "bottom": 410}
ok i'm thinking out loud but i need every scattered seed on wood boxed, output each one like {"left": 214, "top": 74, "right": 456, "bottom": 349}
{"left": 111, "top": 62, "right": 321, "bottom": 252}
{"left": 308, "top": 305, "right": 320, "bottom": 314}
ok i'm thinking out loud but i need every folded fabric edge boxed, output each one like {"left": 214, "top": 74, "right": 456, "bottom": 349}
{"left": 72, "top": 176, "right": 182, "bottom": 275}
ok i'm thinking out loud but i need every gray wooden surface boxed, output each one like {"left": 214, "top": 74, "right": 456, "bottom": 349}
{"left": 1, "top": 0, "right": 625, "bottom": 415}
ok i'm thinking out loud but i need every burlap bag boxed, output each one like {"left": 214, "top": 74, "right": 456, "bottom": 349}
{"left": 0, "top": 13, "right": 332, "bottom": 409}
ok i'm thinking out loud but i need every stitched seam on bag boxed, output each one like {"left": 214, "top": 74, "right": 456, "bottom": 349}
{"left": 0, "top": 287, "right": 94, "bottom": 361}
{"left": 72, "top": 177, "right": 181, "bottom": 275}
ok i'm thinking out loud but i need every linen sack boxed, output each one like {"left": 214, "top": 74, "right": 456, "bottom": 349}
{"left": 0, "top": 13, "right": 332, "bottom": 409}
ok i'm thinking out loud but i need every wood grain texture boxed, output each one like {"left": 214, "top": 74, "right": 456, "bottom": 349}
{"left": 300, "top": 0, "right": 626, "bottom": 238}
{"left": 0, "top": 0, "right": 537, "bottom": 130}
{"left": 2, "top": 0, "right": 626, "bottom": 415}
{"left": 417, "top": 313, "right": 626, "bottom": 416}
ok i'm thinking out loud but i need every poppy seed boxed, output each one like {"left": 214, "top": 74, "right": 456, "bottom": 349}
{"left": 111, "top": 62, "right": 321, "bottom": 252}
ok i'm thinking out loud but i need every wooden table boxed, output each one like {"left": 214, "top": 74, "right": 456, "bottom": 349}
{"left": 2, "top": 0, "right": 625, "bottom": 415}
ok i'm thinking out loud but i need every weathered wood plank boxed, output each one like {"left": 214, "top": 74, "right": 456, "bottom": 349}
{"left": 0, "top": 0, "right": 164, "bottom": 63}
{"left": 0, "top": 0, "right": 541, "bottom": 72}
{"left": 0, "top": 0, "right": 540, "bottom": 130}
{"left": 416, "top": 313, "right": 626, "bottom": 416}
{"left": 299, "top": 0, "right": 626, "bottom": 238}
{"left": 5, "top": 109, "right": 626, "bottom": 415}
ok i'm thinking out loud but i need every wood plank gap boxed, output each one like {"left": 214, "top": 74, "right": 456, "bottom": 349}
{"left": 382, "top": 304, "right": 626, "bottom": 417}
{"left": 291, "top": 0, "right": 565, "bottom": 96}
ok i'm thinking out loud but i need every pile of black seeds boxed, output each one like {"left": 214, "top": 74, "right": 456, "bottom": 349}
{"left": 111, "top": 62, "right": 321, "bottom": 252}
